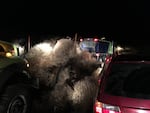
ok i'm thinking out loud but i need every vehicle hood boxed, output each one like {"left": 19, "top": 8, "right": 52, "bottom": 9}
{"left": 0, "top": 56, "right": 25, "bottom": 69}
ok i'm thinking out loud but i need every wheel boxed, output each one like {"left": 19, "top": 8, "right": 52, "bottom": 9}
{"left": 0, "top": 84, "right": 32, "bottom": 113}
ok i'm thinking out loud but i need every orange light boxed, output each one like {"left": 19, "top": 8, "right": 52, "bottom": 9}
{"left": 94, "top": 100, "right": 102, "bottom": 113}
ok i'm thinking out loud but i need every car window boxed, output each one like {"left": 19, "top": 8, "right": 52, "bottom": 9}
{"left": 0, "top": 45, "right": 6, "bottom": 56}
{"left": 0, "top": 45, "right": 5, "bottom": 52}
{"left": 0, "top": 41, "right": 19, "bottom": 57}
{"left": 104, "top": 62, "right": 150, "bottom": 99}
{"left": 79, "top": 40, "right": 96, "bottom": 53}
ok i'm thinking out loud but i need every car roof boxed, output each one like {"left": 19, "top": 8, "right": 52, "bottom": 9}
{"left": 0, "top": 40, "right": 14, "bottom": 51}
{"left": 113, "top": 54, "right": 150, "bottom": 62}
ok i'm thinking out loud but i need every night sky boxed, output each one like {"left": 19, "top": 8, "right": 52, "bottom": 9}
{"left": 0, "top": 1, "right": 149, "bottom": 46}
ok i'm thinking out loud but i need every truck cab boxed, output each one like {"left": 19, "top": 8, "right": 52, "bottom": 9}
{"left": 0, "top": 40, "right": 20, "bottom": 57}
{"left": 0, "top": 40, "right": 38, "bottom": 113}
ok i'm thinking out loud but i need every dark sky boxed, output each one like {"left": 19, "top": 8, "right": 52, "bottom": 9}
{"left": 0, "top": 1, "right": 149, "bottom": 45}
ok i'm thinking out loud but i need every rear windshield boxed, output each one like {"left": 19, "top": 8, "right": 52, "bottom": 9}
{"left": 104, "top": 62, "right": 150, "bottom": 99}
{"left": 95, "top": 41, "right": 110, "bottom": 53}
{"left": 79, "top": 40, "right": 96, "bottom": 52}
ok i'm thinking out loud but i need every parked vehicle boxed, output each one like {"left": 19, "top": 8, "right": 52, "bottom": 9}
{"left": 0, "top": 40, "right": 20, "bottom": 57}
{"left": 0, "top": 40, "right": 38, "bottom": 113}
{"left": 79, "top": 38, "right": 114, "bottom": 63}
{"left": 94, "top": 54, "right": 150, "bottom": 113}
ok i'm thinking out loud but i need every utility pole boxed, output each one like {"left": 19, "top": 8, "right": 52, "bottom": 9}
{"left": 73, "top": 33, "right": 78, "bottom": 52}
{"left": 74, "top": 33, "right": 77, "bottom": 43}
{"left": 27, "top": 35, "right": 31, "bottom": 52}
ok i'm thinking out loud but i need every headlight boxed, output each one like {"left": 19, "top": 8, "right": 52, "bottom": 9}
{"left": 6, "top": 52, "right": 12, "bottom": 57}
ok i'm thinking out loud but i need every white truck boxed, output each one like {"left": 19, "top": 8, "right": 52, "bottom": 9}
{"left": 79, "top": 38, "right": 114, "bottom": 63}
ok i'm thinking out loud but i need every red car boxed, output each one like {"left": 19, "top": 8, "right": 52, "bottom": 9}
{"left": 94, "top": 54, "right": 150, "bottom": 113}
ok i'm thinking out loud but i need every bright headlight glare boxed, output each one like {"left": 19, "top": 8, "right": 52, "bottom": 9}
{"left": 6, "top": 52, "right": 12, "bottom": 57}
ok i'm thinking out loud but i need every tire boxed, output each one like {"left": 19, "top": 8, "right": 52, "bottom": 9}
{"left": 0, "top": 84, "right": 32, "bottom": 113}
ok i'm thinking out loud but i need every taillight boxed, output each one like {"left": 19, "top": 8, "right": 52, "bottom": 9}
{"left": 94, "top": 100, "right": 102, "bottom": 113}
{"left": 98, "top": 79, "right": 101, "bottom": 85}
{"left": 105, "top": 56, "right": 112, "bottom": 64}
{"left": 94, "top": 38, "right": 99, "bottom": 42}
{"left": 94, "top": 100, "right": 121, "bottom": 113}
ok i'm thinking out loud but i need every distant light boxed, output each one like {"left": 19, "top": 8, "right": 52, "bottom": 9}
{"left": 18, "top": 46, "right": 25, "bottom": 55}
{"left": 36, "top": 43, "right": 53, "bottom": 53}
{"left": 80, "top": 38, "right": 83, "bottom": 42}
{"left": 116, "top": 46, "right": 123, "bottom": 51}
{"left": 94, "top": 38, "right": 99, "bottom": 42}
{"left": 96, "top": 53, "right": 100, "bottom": 56}
{"left": 101, "top": 37, "right": 106, "bottom": 40}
